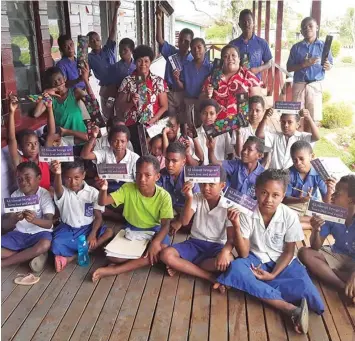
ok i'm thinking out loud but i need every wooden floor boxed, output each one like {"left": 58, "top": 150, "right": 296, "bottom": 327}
{"left": 2, "top": 226, "right": 355, "bottom": 341}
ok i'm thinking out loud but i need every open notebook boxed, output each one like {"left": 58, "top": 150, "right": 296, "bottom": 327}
{"left": 105, "top": 230, "right": 153, "bottom": 259}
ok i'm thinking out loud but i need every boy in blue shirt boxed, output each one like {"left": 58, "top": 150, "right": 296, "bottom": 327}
{"left": 208, "top": 136, "right": 264, "bottom": 198}
{"left": 157, "top": 142, "right": 200, "bottom": 234}
{"left": 155, "top": 7, "right": 194, "bottom": 117}
{"left": 287, "top": 17, "right": 333, "bottom": 132}
{"left": 299, "top": 175, "right": 355, "bottom": 303}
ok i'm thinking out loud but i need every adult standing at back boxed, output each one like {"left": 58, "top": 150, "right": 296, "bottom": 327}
{"left": 229, "top": 9, "right": 272, "bottom": 80}
{"left": 87, "top": 1, "right": 136, "bottom": 119}
{"left": 156, "top": 7, "right": 194, "bottom": 118}
{"left": 287, "top": 17, "right": 333, "bottom": 132}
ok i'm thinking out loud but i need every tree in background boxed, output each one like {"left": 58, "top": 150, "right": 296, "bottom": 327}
{"left": 339, "top": 7, "right": 355, "bottom": 48}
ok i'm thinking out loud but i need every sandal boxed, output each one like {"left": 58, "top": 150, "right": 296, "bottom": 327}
{"left": 291, "top": 297, "right": 309, "bottom": 334}
{"left": 54, "top": 255, "right": 68, "bottom": 273}
{"left": 14, "top": 273, "right": 40, "bottom": 286}
{"left": 29, "top": 252, "right": 48, "bottom": 273}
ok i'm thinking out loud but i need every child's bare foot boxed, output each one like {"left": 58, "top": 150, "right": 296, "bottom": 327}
{"left": 166, "top": 265, "right": 177, "bottom": 277}
{"left": 212, "top": 282, "right": 228, "bottom": 294}
{"left": 54, "top": 255, "right": 68, "bottom": 273}
{"left": 92, "top": 265, "right": 119, "bottom": 282}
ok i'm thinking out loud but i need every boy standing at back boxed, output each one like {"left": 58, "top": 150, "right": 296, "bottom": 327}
{"left": 92, "top": 155, "right": 174, "bottom": 282}
{"left": 287, "top": 17, "right": 333, "bottom": 132}
{"left": 256, "top": 108, "right": 320, "bottom": 170}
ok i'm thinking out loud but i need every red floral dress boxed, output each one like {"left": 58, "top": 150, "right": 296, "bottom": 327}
{"left": 118, "top": 71, "right": 169, "bottom": 126}
{"left": 202, "top": 67, "right": 261, "bottom": 120}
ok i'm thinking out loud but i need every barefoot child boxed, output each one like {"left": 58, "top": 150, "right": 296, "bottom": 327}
{"left": 298, "top": 175, "right": 355, "bottom": 303}
{"left": 92, "top": 155, "right": 174, "bottom": 282}
{"left": 256, "top": 108, "right": 320, "bottom": 169}
{"left": 157, "top": 142, "right": 200, "bottom": 234}
{"left": 160, "top": 166, "right": 235, "bottom": 282}
{"left": 50, "top": 158, "right": 113, "bottom": 272}
{"left": 2, "top": 162, "right": 54, "bottom": 272}
{"left": 215, "top": 169, "right": 324, "bottom": 334}
{"left": 208, "top": 136, "right": 264, "bottom": 198}
{"left": 7, "top": 94, "right": 51, "bottom": 190}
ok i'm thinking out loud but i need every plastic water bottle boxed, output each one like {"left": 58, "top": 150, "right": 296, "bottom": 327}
{"left": 77, "top": 235, "right": 90, "bottom": 266}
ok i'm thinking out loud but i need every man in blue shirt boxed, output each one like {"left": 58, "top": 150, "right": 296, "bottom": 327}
{"left": 229, "top": 9, "right": 272, "bottom": 80}
{"left": 87, "top": 2, "right": 135, "bottom": 119}
{"left": 287, "top": 17, "right": 333, "bottom": 132}
{"left": 156, "top": 7, "right": 194, "bottom": 118}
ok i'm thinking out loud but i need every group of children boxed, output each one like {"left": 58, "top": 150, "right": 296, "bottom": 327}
{"left": 2, "top": 6, "right": 354, "bottom": 336}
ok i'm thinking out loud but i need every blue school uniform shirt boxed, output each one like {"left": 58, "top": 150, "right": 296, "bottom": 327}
{"left": 157, "top": 168, "right": 200, "bottom": 208}
{"left": 287, "top": 39, "right": 333, "bottom": 82}
{"left": 286, "top": 166, "right": 327, "bottom": 201}
{"left": 181, "top": 59, "right": 212, "bottom": 98}
{"left": 159, "top": 41, "right": 193, "bottom": 89}
{"left": 222, "top": 159, "right": 264, "bottom": 198}
{"left": 56, "top": 56, "right": 85, "bottom": 89}
{"left": 229, "top": 34, "right": 272, "bottom": 80}
{"left": 320, "top": 218, "right": 355, "bottom": 258}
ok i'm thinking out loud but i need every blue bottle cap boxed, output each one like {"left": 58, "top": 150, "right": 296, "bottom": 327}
{"left": 78, "top": 235, "right": 86, "bottom": 242}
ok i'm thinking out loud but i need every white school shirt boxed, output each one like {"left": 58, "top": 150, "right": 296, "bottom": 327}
{"left": 60, "top": 136, "right": 75, "bottom": 146}
{"left": 93, "top": 147, "right": 140, "bottom": 180}
{"left": 240, "top": 203, "right": 304, "bottom": 263}
{"left": 94, "top": 134, "right": 134, "bottom": 152}
{"left": 231, "top": 125, "right": 271, "bottom": 147}
{"left": 196, "top": 126, "right": 233, "bottom": 165}
{"left": 265, "top": 131, "right": 312, "bottom": 169}
{"left": 12, "top": 187, "right": 55, "bottom": 234}
{"left": 54, "top": 182, "right": 104, "bottom": 228}
{"left": 190, "top": 193, "right": 232, "bottom": 244}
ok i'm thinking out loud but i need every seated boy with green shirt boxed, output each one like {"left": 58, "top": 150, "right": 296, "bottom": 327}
{"left": 92, "top": 155, "right": 174, "bottom": 282}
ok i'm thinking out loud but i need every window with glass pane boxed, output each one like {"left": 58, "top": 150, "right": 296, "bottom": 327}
{"left": 47, "top": 1, "right": 65, "bottom": 65}
{"left": 7, "top": 1, "right": 40, "bottom": 114}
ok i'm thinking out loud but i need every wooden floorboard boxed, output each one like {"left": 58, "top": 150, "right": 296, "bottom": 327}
{"left": 2, "top": 231, "right": 355, "bottom": 341}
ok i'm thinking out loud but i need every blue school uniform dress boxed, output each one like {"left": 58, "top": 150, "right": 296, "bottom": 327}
{"left": 51, "top": 182, "right": 107, "bottom": 257}
{"left": 222, "top": 159, "right": 264, "bottom": 198}
{"left": 157, "top": 168, "right": 200, "bottom": 209}
{"left": 181, "top": 59, "right": 212, "bottom": 99}
{"left": 286, "top": 166, "right": 327, "bottom": 201}
{"left": 172, "top": 193, "right": 231, "bottom": 264}
{"left": 2, "top": 187, "right": 55, "bottom": 251}
{"left": 320, "top": 218, "right": 355, "bottom": 258}
{"left": 56, "top": 56, "right": 85, "bottom": 89}
{"left": 159, "top": 41, "right": 193, "bottom": 90}
{"left": 229, "top": 34, "right": 272, "bottom": 80}
{"left": 217, "top": 204, "right": 324, "bottom": 314}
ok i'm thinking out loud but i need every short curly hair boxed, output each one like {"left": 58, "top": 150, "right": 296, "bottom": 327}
{"left": 136, "top": 155, "right": 160, "bottom": 174}
{"left": 133, "top": 45, "right": 154, "bottom": 63}
{"left": 17, "top": 161, "right": 41, "bottom": 177}
{"left": 256, "top": 169, "right": 290, "bottom": 191}
{"left": 221, "top": 44, "right": 240, "bottom": 59}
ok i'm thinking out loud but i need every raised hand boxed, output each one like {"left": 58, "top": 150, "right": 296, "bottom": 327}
{"left": 8, "top": 93, "right": 19, "bottom": 113}
{"left": 50, "top": 160, "right": 62, "bottom": 175}
{"left": 182, "top": 181, "right": 194, "bottom": 199}
{"left": 310, "top": 215, "right": 325, "bottom": 232}
{"left": 97, "top": 178, "right": 109, "bottom": 191}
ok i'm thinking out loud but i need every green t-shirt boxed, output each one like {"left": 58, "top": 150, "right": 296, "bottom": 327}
{"left": 110, "top": 183, "right": 174, "bottom": 228}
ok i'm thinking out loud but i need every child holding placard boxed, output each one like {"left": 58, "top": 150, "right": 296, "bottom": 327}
{"left": 208, "top": 136, "right": 264, "bottom": 199}
{"left": 50, "top": 158, "right": 113, "bottom": 272}
{"left": 160, "top": 166, "right": 235, "bottom": 281}
{"left": 215, "top": 169, "right": 324, "bottom": 335}
{"left": 7, "top": 94, "right": 51, "bottom": 190}
{"left": 92, "top": 155, "right": 174, "bottom": 282}
{"left": 298, "top": 175, "right": 355, "bottom": 303}
{"left": 2, "top": 162, "right": 55, "bottom": 273}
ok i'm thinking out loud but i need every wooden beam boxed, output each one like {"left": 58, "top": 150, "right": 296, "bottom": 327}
{"left": 257, "top": 1, "right": 262, "bottom": 37}
{"left": 274, "top": 1, "right": 284, "bottom": 102}
{"left": 252, "top": 1, "right": 256, "bottom": 22}
{"left": 265, "top": 1, "right": 270, "bottom": 43}
{"left": 311, "top": 0, "right": 322, "bottom": 33}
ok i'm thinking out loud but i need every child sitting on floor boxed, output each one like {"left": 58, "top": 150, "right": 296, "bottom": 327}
{"left": 160, "top": 166, "right": 235, "bottom": 282}
{"left": 157, "top": 142, "right": 200, "bottom": 234}
{"left": 195, "top": 99, "right": 234, "bottom": 165}
{"left": 50, "top": 158, "right": 113, "bottom": 272}
{"left": 80, "top": 125, "right": 140, "bottom": 193}
{"left": 7, "top": 94, "right": 51, "bottom": 190}
{"left": 2, "top": 162, "right": 54, "bottom": 272}
{"left": 92, "top": 155, "right": 174, "bottom": 282}
{"left": 256, "top": 108, "right": 320, "bottom": 170}
{"left": 215, "top": 169, "right": 324, "bottom": 335}
{"left": 208, "top": 136, "right": 264, "bottom": 198}
{"left": 283, "top": 141, "right": 336, "bottom": 229}
{"left": 298, "top": 175, "right": 355, "bottom": 304}
{"left": 149, "top": 134, "right": 165, "bottom": 169}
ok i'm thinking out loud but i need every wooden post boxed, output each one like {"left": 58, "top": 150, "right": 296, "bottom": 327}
{"left": 311, "top": 0, "right": 321, "bottom": 32}
{"left": 252, "top": 1, "right": 256, "bottom": 22}
{"left": 257, "top": 1, "right": 262, "bottom": 37}
{"left": 265, "top": 1, "right": 270, "bottom": 43}
{"left": 273, "top": 1, "right": 283, "bottom": 102}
